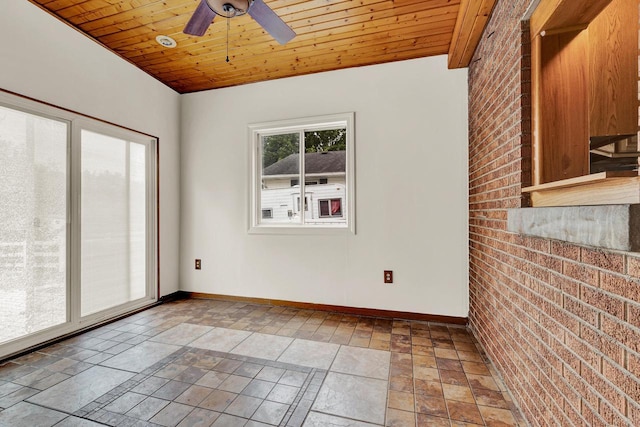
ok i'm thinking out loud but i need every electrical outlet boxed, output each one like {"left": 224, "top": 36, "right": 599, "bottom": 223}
{"left": 195, "top": 259, "right": 201, "bottom": 270}
{"left": 384, "top": 270, "right": 393, "bottom": 284}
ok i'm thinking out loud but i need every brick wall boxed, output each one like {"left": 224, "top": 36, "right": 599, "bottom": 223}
{"left": 468, "top": 1, "right": 640, "bottom": 425}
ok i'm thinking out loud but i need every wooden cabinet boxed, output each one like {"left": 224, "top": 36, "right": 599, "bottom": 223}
{"left": 531, "top": 0, "right": 638, "bottom": 186}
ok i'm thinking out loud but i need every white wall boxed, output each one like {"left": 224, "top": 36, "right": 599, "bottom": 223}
{"left": 181, "top": 56, "right": 469, "bottom": 317}
{"left": 0, "top": 0, "right": 181, "bottom": 296}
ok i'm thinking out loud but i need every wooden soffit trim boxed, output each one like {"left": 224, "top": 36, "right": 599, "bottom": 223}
{"left": 529, "top": 0, "right": 614, "bottom": 38}
{"left": 448, "top": 0, "right": 497, "bottom": 68}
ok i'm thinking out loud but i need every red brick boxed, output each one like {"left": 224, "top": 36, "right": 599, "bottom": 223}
{"left": 629, "top": 303, "right": 640, "bottom": 329}
{"left": 580, "top": 286, "right": 625, "bottom": 319}
{"left": 581, "top": 248, "right": 624, "bottom": 273}
{"left": 629, "top": 399, "right": 640, "bottom": 426}
{"left": 602, "top": 359, "right": 638, "bottom": 403}
{"left": 627, "top": 255, "right": 640, "bottom": 279}
{"left": 580, "top": 324, "right": 625, "bottom": 366}
{"left": 601, "top": 316, "right": 640, "bottom": 353}
{"left": 599, "top": 273, "right": 640, "bottom": 304}
{"left": 550, "top": 241, "right": 581, "bottom": 262}
{"left": 563, "top": 261, "right": 599, "bottom": 287}
{"left": 563, "top": 296, "right": 599, "bottom": 327}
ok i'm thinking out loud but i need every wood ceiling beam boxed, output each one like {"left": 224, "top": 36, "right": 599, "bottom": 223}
{"left": 447, "top": 0, "right": 496, "bottom": 68}
{"left": 529, "top": 0, "right": 613, "bottom": 37}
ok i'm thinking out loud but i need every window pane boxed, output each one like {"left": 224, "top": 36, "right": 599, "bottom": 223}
{"left": 0, "top": 106, "right": 67, "bottom": 344}
{"left": 319, "top": 200, "right": 329, "bottom": 217}
{"left": 304, "top": 129, "right": 347, "bottom": 225}
{"left": 260, "top": 133, "right": 300, "bottom": 224}
{"left": 81, "top": 130, "right": 147, "bottom": 316}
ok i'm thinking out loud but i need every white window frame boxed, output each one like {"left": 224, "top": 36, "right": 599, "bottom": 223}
{"left": 248, "top": 113, "right": 355, "bottom": 234}
{"left": 0, "top": 90, "right": 158, "bottom": 360}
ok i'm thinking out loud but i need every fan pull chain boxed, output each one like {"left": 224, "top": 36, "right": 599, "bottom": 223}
{"left": 226, "top": 17, "right": 230, "bottom": 63}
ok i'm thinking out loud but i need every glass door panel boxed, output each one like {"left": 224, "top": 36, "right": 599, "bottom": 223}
{"left": 0, "top": 105, "right": 68, "bottom": 344}
{"left": 81, "top": 130, "right": 147, "bottom": 317}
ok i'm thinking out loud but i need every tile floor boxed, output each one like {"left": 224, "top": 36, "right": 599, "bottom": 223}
{"left": 0, "top": 298, "right": 527, "bottom": 427}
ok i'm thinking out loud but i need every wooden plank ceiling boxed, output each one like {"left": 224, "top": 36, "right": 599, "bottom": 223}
{"left": 28, "top": 0, "right": 496, "bottom": 93}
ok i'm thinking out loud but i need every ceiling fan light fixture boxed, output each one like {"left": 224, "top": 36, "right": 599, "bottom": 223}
{"left": 206, "top": 0, "right": 252, "bottom": 18}
{"left": 155, "top": 35, "right": 177, "bottom": 48}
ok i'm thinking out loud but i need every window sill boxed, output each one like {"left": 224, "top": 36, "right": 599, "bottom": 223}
{"left": 248, "top": 225, "right": 354, "bottom": 236}
{"left": 522, "top": 171, "right": 640, "bottom": 207}
{"left": 507, "top": 204, "right": 640, "bottom": 252}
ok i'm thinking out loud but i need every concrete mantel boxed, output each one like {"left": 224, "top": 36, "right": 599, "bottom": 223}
{"left": 507, "top": 204, "right": 640, "bottom": 252}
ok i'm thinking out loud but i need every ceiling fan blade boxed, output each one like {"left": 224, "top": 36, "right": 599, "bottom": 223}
{"left": 184, "top": 0, "right": 216, "bottom": 36}
{"left": 248, "top": 0, "right": 296, "bottom": 45}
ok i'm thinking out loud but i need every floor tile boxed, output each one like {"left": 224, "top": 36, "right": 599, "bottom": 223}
{"left": 230, "top": 333, "right": 293, "bottom": 360}
{"left": 255, "top": 366, "right": 285, "bottom": 382}
{"left": 126, "top": 396, "right": 170, "bottom": 420}
{"left": 442, "top": 384, "right": 476, "bottom": 404}
{"left": 55, "top": 416, "right": 105, "bottom": 426}
{"left": 189, "top": 328, "right": 251, "bottom": 352}
{"left": 331, "top": 346, "right": 390, "bottom": 380}
{"left": 312, "top": 372, "right": 387, "bottom": 425}
{"left": 277, "top": 339, "right": 340, "bottom": 369}
{"left": 467, "top": 374, "right": 500, "bottom": 392}
{"left": 0, "top": 382, "right": 22, "bottom": 398}
{"left": 415, "top": 394, "right": 448, "bottom": 418}
{"left": 174, "top": 384, "right": 213, "bottom": 406}
{"left": 103, "top": 391, "right": 147, "bottom": 414}
{"left": 99, "top": 341, "right": 181, "bottom": 373}
{"left": 447, "top": 400, "right": 484, "bottom": 424}
{"left": 218, "top": 374, "right": 252, "bottom": 393}
{"left": 251, "top": 400, "right": 288, "bottom": 424}
{"left": 0, "top": 401, "right": 67, "bottom": 427}
{"left": 150, "top": 401, "right": 194, "bottom": 426}
{"left": 0, "top": 386, "right": 39, "bottom": 408}
{"left": 153, "top": 380, "right": 192, "bottom": 400}
{"left": 266, "top": 383, "right": 299, "bottom": 404}
{"left": 386, "top": 408, "right": 416, "bottom": 427}
{"left": 278, "top": 370, "right": 307, "bottom": 387}
{"left": 242, "top": 379, "right": 275, "bottom": 399}
{"left": 198, "top": 389, "right": 237, "bottom": 412}
{"left": 174, "top": 366, "right": 208, "bottom": 384}
{"left": 149, "top": 323, "right": 213, "bottom": 346}
{"left": 303, "top": 411, "right": 380, "bottom": 426}
{"left": 176, "top": 407, "right": 220, "bottom": 427}
{"left": 224, "top": 394, "right": 262, "bottom": 418}
{"left": 416, "top": 413, "right": 450, "bottom": 427}
{"left": 478, "top": 405, "right": 518, "bottom": 426}
{"left": 27, "top": 366, "right": 134, "bottom": 413}
{"left": 131, "top": 376, "right": 170, "bottom": 394}
{"left": 473, "top": 388, "right": 509, "bottom": 409}
{"left": 196, "top": 371, "right": 229, "bottom": 389}
{"left": 388, "top": 390, "right": 415, "bottom": 412}
{"left": 211, "top": 413, "right": 247, "bottom": 426}
{"left": 234, "top": 362, "right": 263, "bottom": 378}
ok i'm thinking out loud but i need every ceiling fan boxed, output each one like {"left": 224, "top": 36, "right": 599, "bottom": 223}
{"left": 183, "top": 0, "right": 296, "bottom": 45}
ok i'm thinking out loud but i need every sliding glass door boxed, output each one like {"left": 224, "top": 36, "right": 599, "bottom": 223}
{"left": 0, "top": 92, "right": 157, "bottom": 360}
{"left": 80, "top": 129, "right": 149, "bottom": 316}
{"left": 0, "top": 105, "right": 69, "bottom": 345}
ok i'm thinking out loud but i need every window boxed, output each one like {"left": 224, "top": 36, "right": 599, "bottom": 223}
{"left": 0, "top": 90, "right": 157, "bottom": 360}
{"left": 262, "top": 209, "right": 273, "bottom": 219}
{"left": 524, "top": 0, "right": 640, "bottom": 207}
{"left": 249, "top": 113, "right": 355, "bottom": 233}
{"left": 319, "top": 199, "right": 342, "bottom": 218}
{"left": 296, "top": 196, "right": 309, "bottom": 212}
